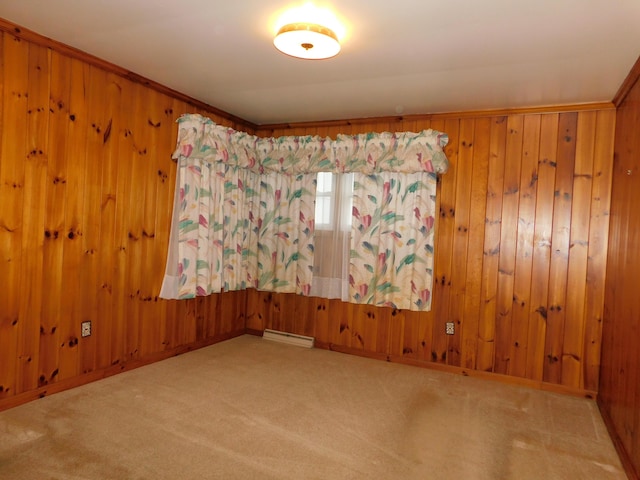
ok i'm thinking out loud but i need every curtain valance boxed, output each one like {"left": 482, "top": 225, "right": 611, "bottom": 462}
{"left": 173, "top": 114, "right": 449, "bottom": 175}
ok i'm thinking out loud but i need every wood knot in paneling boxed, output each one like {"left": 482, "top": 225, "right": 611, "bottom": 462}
{"left": 563, "top": 353, "right": 581, "bottom": 361}
{"left": 27, "top": 149, "right": 45, "bottom": 158}
{"left": 535, "top": 306, "right": 548, "bottom": 319}
{"left": 1, "top": 222, "right": 17, "bottom": 233}
{"left": 539, "top": 158, "right": 557, "bottom": 168}
{"left": 484, "top": 246, "right": 500, "bottom": 256}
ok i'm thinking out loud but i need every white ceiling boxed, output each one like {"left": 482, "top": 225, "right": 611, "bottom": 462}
{"left": 1, "top": 0, "right": 639, "bottom": 125}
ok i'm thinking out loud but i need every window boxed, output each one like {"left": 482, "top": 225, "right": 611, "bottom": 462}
{"left": 314, "top": 172, "right": 334, "bottom": 230}
{"left": 314, "top": 172, "right": 354, "bottom": 231}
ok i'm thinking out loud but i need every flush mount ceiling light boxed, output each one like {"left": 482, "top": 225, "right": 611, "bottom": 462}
{"left": 272, "top": 3, "right": 345, "bottom": 60}
{"left": 274, "top": 22, "right": 341, "bottom": 60}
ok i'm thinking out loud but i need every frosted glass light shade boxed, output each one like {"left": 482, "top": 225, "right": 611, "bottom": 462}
{"left": 274, "top": 23, "right": 341, "bottom": 60}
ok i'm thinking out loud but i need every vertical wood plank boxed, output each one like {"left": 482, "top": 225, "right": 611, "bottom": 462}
{"left": 79, "top": 65, "right": 107, "bottom": 375}
{"left": 296, "top": 293, "right": 317, "bottom": 338}
{"left": 582, "top": 109, "right": 614, "bottom": 392}
{"left": 477, "top": 117, "right": 507, "bottom": 373}
{"left": 95, "top": 72, "right": 122, "bottom": 369}
{"left": 526, "top": 113, "right": 558, "bottom": 381}
{"left": 388, "top": 307, "right": 405, "bottom": 357}
{"left": 494, "top": 115, "right": 524, "bottom": 375}
{"left": 543, "top": 112, "right": 577, "bottom": 384}
{"left": 313, "top": 297, "right": 330, "bottom": 345}
{"left": 16, "top": 43, "right": 50, "bottom": 394}
{"left": 183, "top": 299, "right": 197, "bottom": 345}
{"left": 124, "top": 82, "right": 149, "bottom": 360}
{"left": 159, "top": 97, "right": 188, "bottom": 351}
{"left": 410, "top": 119, "right": 436, "bottom": 364}
{"left": 195, "top": 296, "right": 207, "bottom": 341}
{"left": 411, "top": 310, "right": 432, "bottom": 363}
{"left": 448, "top": 118, "right": 475, "bottom": 367}
{"left": 111, "top": 76, "right": 136, "bottom": 366}
{"left": 0, "top": 33, "right": 29, "bottom": 398}
{"left": 139, "top": 88, "right": 164, "bottom": 355}
{"left": 245, "top": 289, "right": 264, "bottom": 332}
{"left": 431, "top": 118, "right": 458, "bottom": 364}
{"left": 154, "top": 96, "right": 179, "bottom": 345}
{"left": 39, "top": 50, "right": 71, "bottom": 388}
{"left": 461, "top": 117, "right": 491, "bottom": 370}
{"left": 561, "top": 111, "right": 596, "bottom": 388}
{"left": 57, "top": 57, "right": 89, "bottom": 380}
{"left": 509, "top": 115, "right": 541, "bottom": 378}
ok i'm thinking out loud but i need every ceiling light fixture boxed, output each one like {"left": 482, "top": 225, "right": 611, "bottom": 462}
{"left": 274, "top": 22, "right": 341, "bottom": 60}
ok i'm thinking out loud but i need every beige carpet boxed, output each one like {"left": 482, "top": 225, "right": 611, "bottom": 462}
{"left": 0, "top": 335, "right": 626, "bottom": 479}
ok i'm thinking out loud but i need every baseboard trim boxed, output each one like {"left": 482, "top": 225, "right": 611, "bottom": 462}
{"left": 315, "top": 341, "right": 598, "bottom": 399}
{"left": 0, "top": 329, "right": 245, "bottom": 413}
{"left": 598, "top": 397, "right": 640, "bottom": 480}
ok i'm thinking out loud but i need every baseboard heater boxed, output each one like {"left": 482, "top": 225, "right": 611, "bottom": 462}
{"left": 262, "top": 329, "right": 315, "bottom": 348}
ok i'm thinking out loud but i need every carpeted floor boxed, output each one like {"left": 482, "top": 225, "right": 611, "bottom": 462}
{"left": 0, "top": 335, "right": 626, "bottom": 479}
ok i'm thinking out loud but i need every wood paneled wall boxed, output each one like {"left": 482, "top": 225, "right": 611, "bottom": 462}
{"left": 599, "top": 58, "right": 640, "bottom": 479}
{"left": 253, "top": 108, "right": 615, "bottom": 396}
{"left": 0, "top": 18, "right": 620, "bottom": 410}
{"left": 0, "top": 28, "right": 248, "bottom": 410}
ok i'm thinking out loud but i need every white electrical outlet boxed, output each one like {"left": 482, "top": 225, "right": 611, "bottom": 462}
{"left": 81, "top": 321, "right": 92, "bottom": 337}
{"left": 445, "top": 322, "right": 455, "bottom": 335}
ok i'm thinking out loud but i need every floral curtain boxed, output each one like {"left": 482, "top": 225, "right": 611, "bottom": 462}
{"left": 159, "top": 155, "right": 315, "bottom": 298}
{"left": 160, "top": 114, "right": 449, "bottom": 311}
{"left": 350, "top": 172, "right": 437, "bottom": 310}
{"left": 253, "top": 171, "right": 316, "bottom": 293}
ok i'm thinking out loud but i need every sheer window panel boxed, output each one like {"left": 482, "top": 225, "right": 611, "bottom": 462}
{"left": 310, "top": 173, "right": 353, "bottom": 300}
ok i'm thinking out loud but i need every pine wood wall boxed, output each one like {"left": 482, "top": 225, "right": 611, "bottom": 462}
{"left": 0, "top": 28, "right": 248, "bottom": 410}
{"left": 253, "top": 107, "right": 615, "bottom": 397}
{"left": 598, "top": 58, "right": 640, "bottom": 479}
